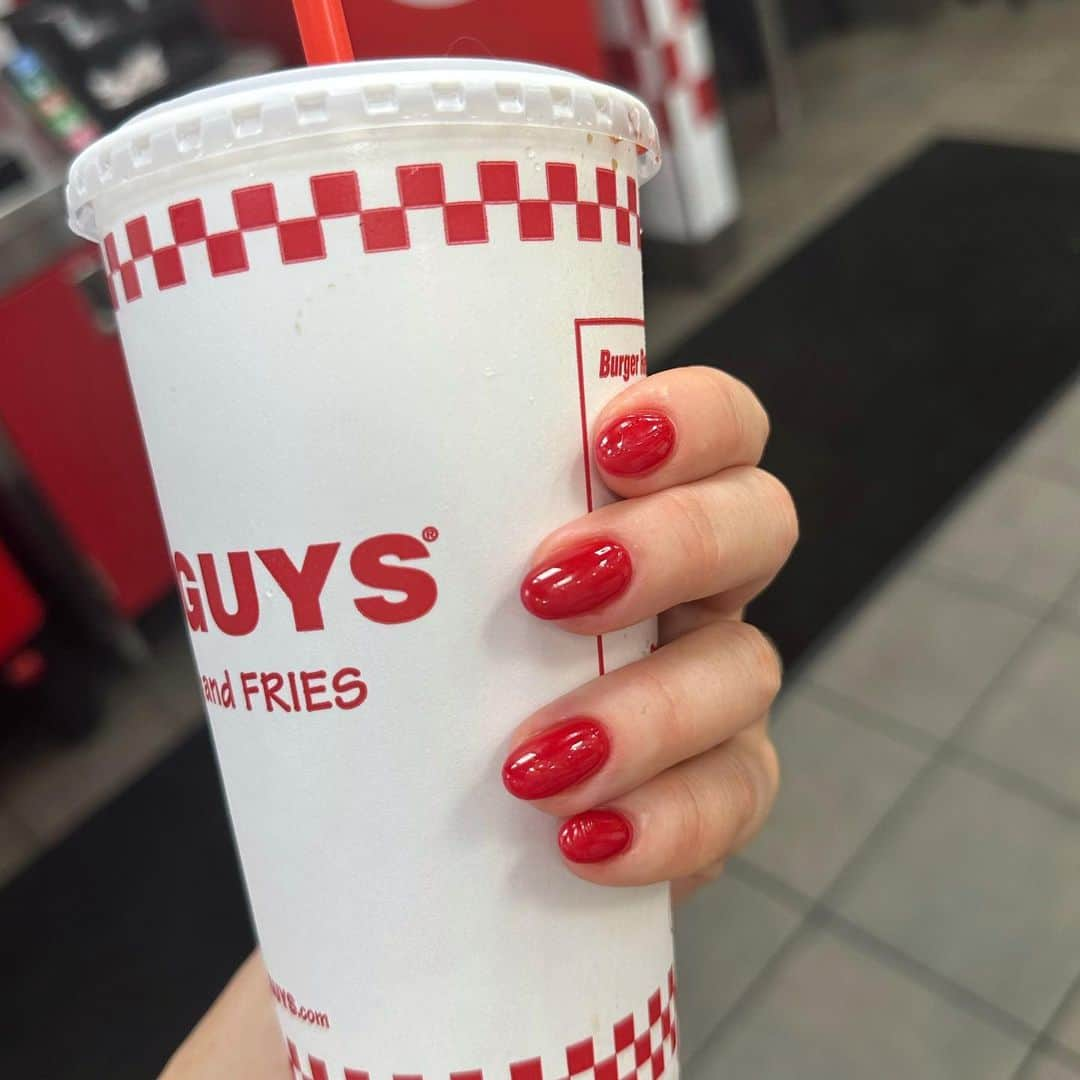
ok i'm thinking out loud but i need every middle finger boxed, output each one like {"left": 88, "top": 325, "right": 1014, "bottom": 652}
{"left": 520, "top": 465, "right": 797, "bottom": 635}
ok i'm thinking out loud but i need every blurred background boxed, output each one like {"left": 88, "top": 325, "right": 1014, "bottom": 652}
{"left": 1, "top": 0, "right": 1078, "bottom": 1077}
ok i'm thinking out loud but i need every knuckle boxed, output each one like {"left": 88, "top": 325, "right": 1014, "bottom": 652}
{"left": 660, "top": 485, "right": 721, "bottom": 570}
{"left": 699, "top": 368, "right": 770, "bottom": 459}
{"left": 731, "top": 379, "right": 771, "bottom": 454}
{"left": 754, "top": 469, "right": 800, "bottom": 556}
{"left": 731, "top": 622, "right": 784, "bottom": 707}
{"left": 724, "top": 748, "right": 762, "bottom": 841}
{"left": 757, "top": 733, "right": 781, "bottom": 808}
{"left": 669, "top": 769, "right": 716, "bottom": 866}
{"left": 726, "top": 734, "right": 780, "bottom": 850}
{"left": 637, "top": 665, "right": 688, "bottom": 750}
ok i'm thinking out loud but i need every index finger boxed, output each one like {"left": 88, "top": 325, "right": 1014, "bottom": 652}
{"left": 593, "top": 366, "right": 769, "bottom": 497}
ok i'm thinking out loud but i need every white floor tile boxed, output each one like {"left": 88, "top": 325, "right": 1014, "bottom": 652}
{"left": 832, "top": 762, "right": 1080, "bottom": 1030}
{"left": 689, "top": 927, "right": 1027, "bottom": 1080}
{"left": 745, "top": 690, "right": 928, "bottom": 897}
{"left": 674, "top": 871, "right": 803, "bottom": 1065}
{"left": 959, "top": 622, "right": 1080, "bottom": 807}
{"left": 808, "top": 571, "right": 1037, "bottom": 739}
{"left": 917, "top": 466, "right": 1080, "bottom": 613}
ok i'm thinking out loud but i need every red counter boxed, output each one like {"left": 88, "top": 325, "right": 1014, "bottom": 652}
{"left": 0, "top": 247, "right": 172, "bottom": 618}
{"left": 0, "top": 539, "right": 43, "bottom": 663}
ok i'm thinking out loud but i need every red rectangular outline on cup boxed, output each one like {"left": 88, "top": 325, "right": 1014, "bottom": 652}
{"left": 574, "top": 317, "right": 647, "bottom": 678}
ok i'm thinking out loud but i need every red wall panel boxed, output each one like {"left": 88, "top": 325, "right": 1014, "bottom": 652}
{"left": 201, "top": 0, "right": 605, "bottom": 77}
{"left": 0, "top": 540, "right": 44, "bottom": 661}
{"left": 0, "top": 249, "right": 172, "bottom": 618}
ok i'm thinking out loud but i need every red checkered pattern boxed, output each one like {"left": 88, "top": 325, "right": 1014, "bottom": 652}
{"left": 286, "top": 967, "right": 676, "bottom": 1080}
{"left": 101, "top": 160, "right": 641, "bottom": 309}
{"left": 600, "top": 0, "right": 720, "bottom": 136}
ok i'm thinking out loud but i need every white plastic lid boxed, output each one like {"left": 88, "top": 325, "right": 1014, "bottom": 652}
{"left": 67, "top": 58, "right": 660, "bottom": 241}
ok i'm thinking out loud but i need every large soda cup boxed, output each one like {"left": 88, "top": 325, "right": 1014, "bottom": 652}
{"left": 68, "top": 59, "right": 674, "bottom": 1078}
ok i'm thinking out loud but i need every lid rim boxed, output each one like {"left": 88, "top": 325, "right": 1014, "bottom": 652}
{"left": 67, "top": 59, "right": 660, "bottom": 242}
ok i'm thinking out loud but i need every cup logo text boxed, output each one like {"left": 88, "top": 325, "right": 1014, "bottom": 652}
{"left": 174, "top": 533, "right": 438, "bottom": 636}
{"left": 598, "top": 347, "right": 647, "bottom": 382}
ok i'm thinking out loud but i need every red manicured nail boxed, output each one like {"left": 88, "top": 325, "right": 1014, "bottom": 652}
{"left": 520, "top": 540, "right": 632, "bottom": 620}
{"left": 596, "top": 412, "right": 676, "bottom": 477}
{"left": 559, "top": 810, "right": 633, "bottom": 863}
{"left": 502, "top": 718, "right": 610, "bottom": 800}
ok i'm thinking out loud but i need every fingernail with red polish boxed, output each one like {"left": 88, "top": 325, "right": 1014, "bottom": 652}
{"left": 596, "top": 412, "right": 676, "bottom": 477}
{"left": 502, "top": 718, "right": 610, "bottom": 800}
{"left": 520, "top": 540, "right": 632, "bottom": 620}
{"left": 559, "top": 810, "right": 633, "bottom": 863}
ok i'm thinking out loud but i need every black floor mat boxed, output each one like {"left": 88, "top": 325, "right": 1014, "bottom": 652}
{"left": 0, "top": 732, "right": 253, "bottom": 1078}
{"left": 660, "top": 138, "right": 1080, "bottom": 665}
{"left": 3, "top": 138, "right": 1079, "bottom": 1077}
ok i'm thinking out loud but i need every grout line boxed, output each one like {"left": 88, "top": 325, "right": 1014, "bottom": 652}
{"left": 711, "top": 532, "right": 1080, "bottom": 1069}
{"left": 937, "top": 744, "right": 1080, "bottom": 823}
{"left": 821, "top": 601, "right": 1048, "bottom": 906}
{"left": 719, "top": 860, "right": 1080, "bottom": 1074}
{"left": 727, "top": 855, "right": 814, "bottom": 913}
{"left": 800, "top": 679, "right": 1080, "bottom": 823}
{"left": 697, "top": 851, "right": 1071, "bottom": 1072}
{"left": 818, "top": 751, "right": 950, "bottom": 909}
{"left": 771, "top": 383, "right": 1080, "bottom": 698}
{"left": 682, "top": 6, "right": 1080, "bottom": 1070}
{"left": 814, "top": 907, "right": 1049, "bottom": 1055}
{"left": 679, "top": 858, "right": 812, "bottom": 1071}
{"left": 911, "top": 561, "right": 1052, "bottom": 622}
{"left": 1014, "top": 1038, "right": 1080, "bottom": 1080}
{"left": 797, "top": 680, "right": 942, "bottom": 754}
{"left": 687, "top": 895, "right": 815, "bottom": 1066}
{"left": 768, "top": 615, "right": 1053, "bottom": 1034}
{"left": 702, "top": 566, "right": 1080, "bottom": 1060}
{"left": 1014, "top": 965, "right": 1080, "bottom": 1078}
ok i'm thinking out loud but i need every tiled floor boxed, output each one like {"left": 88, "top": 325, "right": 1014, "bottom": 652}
{"left": 664, "top": 3, "right": 1080, "bottom": 1076}
{"left": 682, "top": 379, "right": 1080, "bottom": 1077}
{"left": 1, "top": 3, "right": 1079, "bottom": 1078}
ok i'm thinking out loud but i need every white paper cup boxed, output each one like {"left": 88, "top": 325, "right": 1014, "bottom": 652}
{"left": 68, "top": 59, "right": 675, "bottom": 1079}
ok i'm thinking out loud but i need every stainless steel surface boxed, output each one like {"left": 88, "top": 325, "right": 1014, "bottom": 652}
{"left": 0, "top": 45, "right": 279, "bottom": 293}
{"left": 0, "top": 80, "right": 75, "bottom": 293}
{"left": 0, "top": 45, "right": 280, "bottom": 663}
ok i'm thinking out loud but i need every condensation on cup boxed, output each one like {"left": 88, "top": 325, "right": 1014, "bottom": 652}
{"left": 67, "top": 60, "right": 675, "bottom": 1079}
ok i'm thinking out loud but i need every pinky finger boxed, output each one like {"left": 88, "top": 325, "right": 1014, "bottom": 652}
{"left": 557, "top": 723, "right": 779, "bottom": 888}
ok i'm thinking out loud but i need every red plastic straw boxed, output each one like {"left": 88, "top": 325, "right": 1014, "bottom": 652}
{"left": 292, "top": 0, "right": 354, "bottom": 65}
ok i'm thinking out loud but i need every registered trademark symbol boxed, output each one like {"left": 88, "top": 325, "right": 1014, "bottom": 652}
{"left": 422, "top": 526, "right": 440, "bottom": 543}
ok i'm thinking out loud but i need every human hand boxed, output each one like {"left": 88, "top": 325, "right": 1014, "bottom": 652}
{"left": 160, "top": 952, "right": 289, "bottom": 1080}
{"left": 161, "top": 366, "right": 794, "bottom": 1077}
{"left": 504, "top": 367, "right": 796, "bottom": 902}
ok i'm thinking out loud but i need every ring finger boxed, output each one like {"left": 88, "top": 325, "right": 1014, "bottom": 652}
{"left": 501, "top": 619, "right": 781, "bottom": 816}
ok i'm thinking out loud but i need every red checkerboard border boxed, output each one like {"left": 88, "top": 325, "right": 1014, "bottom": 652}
{"left": 101, "top": 160, "right": 641, "bottom": 309}
{"left": 603, "top": 0, "right": 720, "bottom": 137}
{"left": 286, "top": 966, "right": 676, "bottom": 1080}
